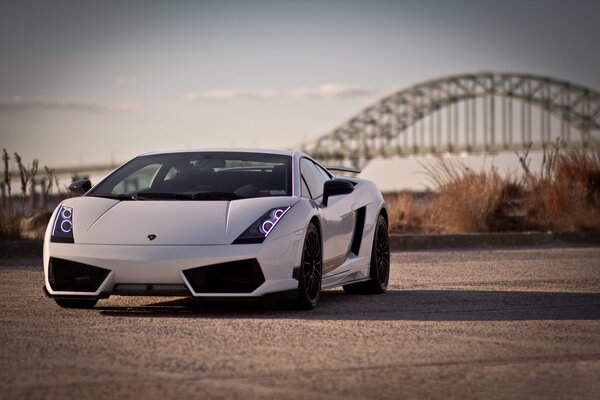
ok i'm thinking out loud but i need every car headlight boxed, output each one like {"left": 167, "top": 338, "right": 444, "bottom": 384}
{"left": 233, "top": 207, "right": 291, "bottom": 244}
{"left": 51, "top": 206, "right": 74, "bottom": 243}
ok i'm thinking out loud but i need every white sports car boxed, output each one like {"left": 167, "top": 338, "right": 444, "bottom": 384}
{"left": 43, "top": 149, "right": 389, "bottom": 309}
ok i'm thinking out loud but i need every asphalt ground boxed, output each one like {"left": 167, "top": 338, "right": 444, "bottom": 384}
{"left": 1, "top": 245, "right": 599, "bottom": 400}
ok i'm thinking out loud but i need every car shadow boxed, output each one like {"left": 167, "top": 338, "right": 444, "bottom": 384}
{"left": 97, "top": 289, "right": 600, "bottom": 321}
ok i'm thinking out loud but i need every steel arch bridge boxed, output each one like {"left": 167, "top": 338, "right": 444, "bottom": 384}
{"left": 303, "top": 72, "right": 600, "bottom": 167}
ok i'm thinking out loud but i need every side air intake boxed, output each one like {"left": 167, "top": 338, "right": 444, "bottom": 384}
{"left": 183, "top": 259, "right": 265, "bottom": 294}
{"left": 350, "top": 206, "right": 366, "bottom": 255}
{"left": 48, "top": 258, "right": 110, "bottom": 292}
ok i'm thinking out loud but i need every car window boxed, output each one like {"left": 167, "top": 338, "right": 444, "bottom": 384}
{"left": 301, "top": 177, "right": 311, "bottom": 199}
{"left": 315, "top": 164, "right": 332, "bottom": 181}
{"left": 112, "top": 164, "right": 161, "bottom": 194}
{"left": 90, "top": 152, "right": 292, "bottom": 199}
{"left": 301, "top": 158, "right": 328, "bottom": 200}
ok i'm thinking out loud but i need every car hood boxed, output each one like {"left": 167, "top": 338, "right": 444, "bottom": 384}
{"left": 61, "top": 196, "right": 298, "bottom": 245}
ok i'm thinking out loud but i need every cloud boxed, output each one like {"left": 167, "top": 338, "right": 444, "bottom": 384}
{"left": 115, "top": 77, "right": 138, "bottom": 86}
{"left": 185, "top": 89, "right": 279, "bottom": 101}
{"left": 0, "top": 96, "right": 151, "bottom": 113}
{"left": 288, "top": 84, "right": 374, "bottom": 98}
{"left": 185, "top": 84, "right": 375, "bottom": 102}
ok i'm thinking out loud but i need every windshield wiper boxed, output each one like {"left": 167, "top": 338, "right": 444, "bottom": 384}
{"left": 190, "top": 192, "right": 243, "bottom": 200}
{"left": 133, "top": 192, "right": 242, "bottom": 201}
{"left": 134, "top": 192, "right": 192, "bottom": 200}
{"left": 87, "top": 193, "right": 135, "bottom": 201}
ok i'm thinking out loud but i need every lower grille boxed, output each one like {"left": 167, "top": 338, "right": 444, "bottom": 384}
{"left": 48, "top": 258, "right": 110, "bottom": 292}
{"left": 183, "top": 259, "right": 265, "bottom": 293}
{"left": 113, "top": 284, "right": 191, "bottom": 296}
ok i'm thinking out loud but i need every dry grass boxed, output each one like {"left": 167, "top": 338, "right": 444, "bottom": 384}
{"left": 422, "top": 159, "right": 514, "bottom": 233}
{"left": 387, "top": 149, "right": 600, "bottom": 233}
{"left": 0, "top": 209, "right": 52, "bottom": 240}
{"left": 385, "top": 192, "right": 435, "bottom": 233}
{"left": 0, "top": 208, "right": 23, "bottom": 239}
{"left": 1, "top": 149, "right": 63, "bottom": 240}
{"left": 528, "top": 150, "right": 600, "bottom": 231}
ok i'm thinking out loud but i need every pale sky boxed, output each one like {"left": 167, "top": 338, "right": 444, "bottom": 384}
{"left": 1, "top": 0, "right": 599, "bottom": 171}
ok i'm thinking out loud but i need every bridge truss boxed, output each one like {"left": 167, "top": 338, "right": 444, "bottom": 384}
{"left": 304, "top": 72, "right": 600, "bottom": 167}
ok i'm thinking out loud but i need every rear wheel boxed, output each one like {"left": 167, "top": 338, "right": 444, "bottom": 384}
{"left": 54, "top": 299, "right": 98, "bottom": 309}
{"left": 343, "top": 214, "right": 389, "bottom": 294}
{"left": 291, "top": 223, "right": 322, "bottom": 309}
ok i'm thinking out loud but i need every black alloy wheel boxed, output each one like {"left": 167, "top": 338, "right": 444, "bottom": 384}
{"left": 343, "top": 214, "right": 390, "bottom": 294}
{"left": 372, "top": 215, "right": 390, "bottom": 290}
{"left": 293, "top": 223, "right": 322, "bottom": 309}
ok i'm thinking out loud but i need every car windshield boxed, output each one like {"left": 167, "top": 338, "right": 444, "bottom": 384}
{"left": 89, "top": 152, "right": 292, "bottom": 200}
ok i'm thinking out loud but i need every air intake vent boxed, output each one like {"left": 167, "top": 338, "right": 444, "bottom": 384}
{"left": 48, "top": 258, "right": 110, "bottom": 292}
{"left": 183, "top": 259, "right": 265, "bottom": 293}
{"left": 350, "top": 206, "right": 366, "bottom": 255}
{"left": 113, "top": 284, "right": 191, "bottom": 296}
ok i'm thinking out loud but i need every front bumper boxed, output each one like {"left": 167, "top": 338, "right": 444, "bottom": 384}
{"left": 43, "top": 232, "right": 303, "bottom": 299}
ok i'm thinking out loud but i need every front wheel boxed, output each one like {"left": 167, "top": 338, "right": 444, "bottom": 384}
{"left": 290, "top": 223, "right": 322, "bottom": 309}
{"left": 54, "top": 299, "right": 98, "bottom": 309}
{"left": 343, "top": 214, "right": 390, "bottom": 294}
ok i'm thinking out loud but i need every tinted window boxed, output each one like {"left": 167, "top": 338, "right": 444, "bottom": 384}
{"left": 90, "top": 152, "right": 292, "bottom": 199}
{"left": 112, "top": 164, "right": 161, "bottom": 194}
{"left": 315, "top": 164, "right": 332, "bottom": 181}
{"left": 301, "top": 158, "right": 329, "bottom": 200}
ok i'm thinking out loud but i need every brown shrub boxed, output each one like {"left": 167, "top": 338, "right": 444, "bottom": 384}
{"left": 0, "top": 208, "right": 23, "bottom": 239}
{"left": 20, "top": 211, "right": 53, "bottom": 240}
{"left": 0, "top": 209, "right": 53, "bottom": 241}
{"left": 386, "top": 192, "right": 435, "bottom": 233}
{"left": 421, "top": 158, "right": 511, "bottom": 233}
{"left": 385, "top": 148, "right": 600, "bottom": 234}
{"left": 528, "top": 150, "right": 600, "bottom": 231}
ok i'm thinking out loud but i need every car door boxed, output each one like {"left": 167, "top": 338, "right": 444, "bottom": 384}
{"left": 300, "top": 158, "right": 355, "bottom": 277}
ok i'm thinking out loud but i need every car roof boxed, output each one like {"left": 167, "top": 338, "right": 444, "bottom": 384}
{"left": 139, "top": 148, "right": 299, "bottom": 157}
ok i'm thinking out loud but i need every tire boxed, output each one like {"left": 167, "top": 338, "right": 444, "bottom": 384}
{"left": 54, "top": 299, "right": 98, "bottom": 309}
{"left": 343, "top": 214, "right": 390, "bottom": 294}
{"left": 291, "top": 223, "right": 322, "bottom": 310}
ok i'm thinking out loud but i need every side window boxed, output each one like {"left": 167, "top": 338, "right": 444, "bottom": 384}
{"left": 301, "top": 158, "right": 327, "bottom": 200}
{"left": 301, "top": 177, "right": 312, "bottom": 199}
{"left": 315, "top": 164, "right": 332, "bottom": 181}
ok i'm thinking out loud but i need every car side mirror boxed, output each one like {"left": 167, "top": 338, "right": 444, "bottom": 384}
{"left": 69, "top": 179, "right": 92, "bottom": 196}
{"left": 322, "top": 179, "right": 354, "bottom": 206}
